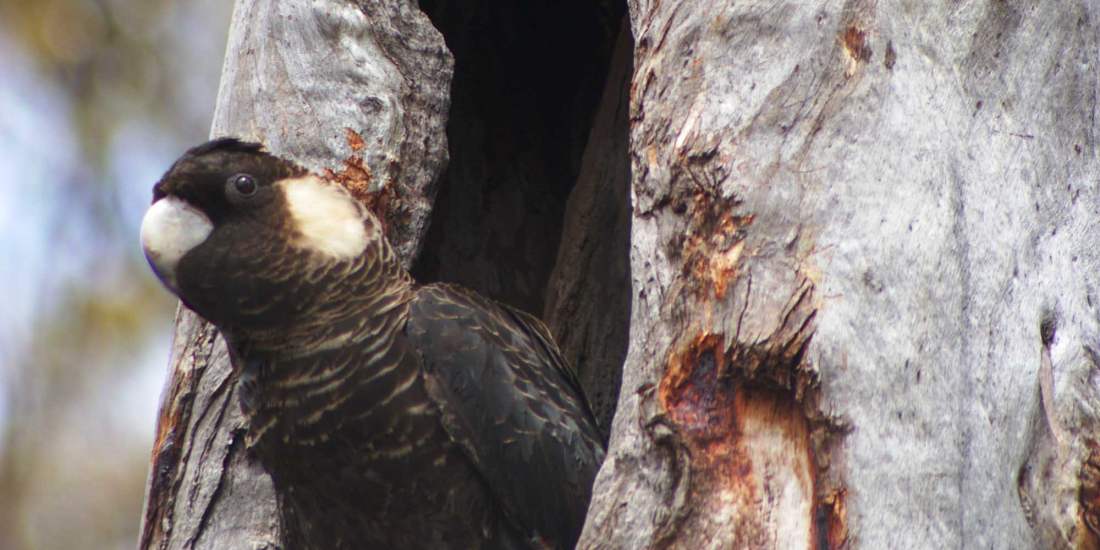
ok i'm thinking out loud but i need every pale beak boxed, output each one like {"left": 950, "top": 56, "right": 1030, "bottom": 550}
{"left": 140, "top": 196, "right": 213, "bottom": 294}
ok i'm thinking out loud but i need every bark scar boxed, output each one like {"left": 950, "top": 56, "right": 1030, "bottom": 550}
{"left": 1080, "top": 440, "right": 1100, "bottom": 542}
{"left": 650, "top": 279, "right": 845, "bottom": 547}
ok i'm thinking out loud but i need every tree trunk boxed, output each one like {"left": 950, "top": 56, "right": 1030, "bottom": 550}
{"left": 580, "top": 1, "right": 1100, "bottom": 549}
{"left": 141, "top": 1, "right": 1100, "bottom": 549}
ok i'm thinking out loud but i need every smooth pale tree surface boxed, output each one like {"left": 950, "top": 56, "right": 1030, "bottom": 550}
{"left": 581, "top": 1, "right": 1100, "bottom": 549}
{"left": 214, "top": 0, "right": 450, "bottom": 264}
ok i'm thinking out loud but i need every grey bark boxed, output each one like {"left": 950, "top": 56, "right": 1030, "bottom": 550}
{"left": 579, "top": 1, "right": 1100, "bottom": 549}
{"left": 137, "top": 1, "right": 450, "bottom": 548}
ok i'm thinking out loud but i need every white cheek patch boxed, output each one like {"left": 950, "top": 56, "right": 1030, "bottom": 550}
{"left": 140, "top": 196, "right": 213, "bottom": 292}
{"left": 280, "top": 176, "right": 370, "bottom": 259}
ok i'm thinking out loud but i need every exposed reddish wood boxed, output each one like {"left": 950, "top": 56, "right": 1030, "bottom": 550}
{"left": 651, "top": 278, "right": 841, "bottom": 547}
{"left": 841, "top": 26, "right": 872, "bottom": 64}
{"left": 1080, "top": 440, "right": 1100, "bottom": 548}
{"left": 815, "top": 489, "right": 848, "bottom": 550}
{"left": 323, "top": 129, "right": 375, "bottom": 204}
{"left": 345, "top": 127, "right": 366, "bottom": 152}
{"left": 678, "top": 200, "right": 754, "bottom": 300}
{"left": 322, "top": 130, "right": 410, "bottom": 237}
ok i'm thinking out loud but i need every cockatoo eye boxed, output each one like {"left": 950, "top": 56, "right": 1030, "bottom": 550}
{"left": 229, "top": 173, "right": 258, "bottom": 197}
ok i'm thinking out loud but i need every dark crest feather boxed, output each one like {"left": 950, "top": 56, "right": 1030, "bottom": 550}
{"left": 186, "top": 137, "right": 265, "bottom": 157}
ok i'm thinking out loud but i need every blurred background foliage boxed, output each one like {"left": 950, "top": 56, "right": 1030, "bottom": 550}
{"left": 0, "top": 0, "right": 232, "bottom": 547}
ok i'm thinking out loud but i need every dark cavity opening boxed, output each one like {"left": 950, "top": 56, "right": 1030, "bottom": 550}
{"left": 414, "top": 0, "right": 632, "bottom": 434}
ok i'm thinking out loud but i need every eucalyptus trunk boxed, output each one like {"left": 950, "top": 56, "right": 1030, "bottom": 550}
{"left": 580, "top": 1, "right": 1100, "bottom": 549}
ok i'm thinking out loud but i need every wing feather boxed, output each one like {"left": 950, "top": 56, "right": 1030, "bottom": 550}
{"left": 405, "top": 283, "right": 605, "bottom": 548}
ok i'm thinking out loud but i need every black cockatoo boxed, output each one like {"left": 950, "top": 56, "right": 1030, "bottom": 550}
{"left": 139, "top": 138, "right": 605, "bottom": 549}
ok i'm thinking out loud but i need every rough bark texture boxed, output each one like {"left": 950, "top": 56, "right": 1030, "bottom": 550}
{"left": 580, "top": 1, "right": 1100, "bottom": 549}
{"left": 543, "top": 21, "right": 634, "bottom": 434}
{"left": 137, "top": 1, "right": 451, "bottom": 548}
